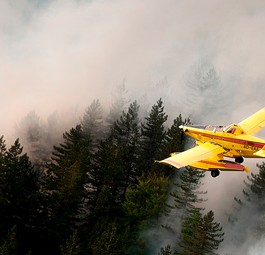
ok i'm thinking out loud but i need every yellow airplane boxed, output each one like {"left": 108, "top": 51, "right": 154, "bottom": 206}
{"left": 158, "top": 107, "right": 265, "bottom": 177}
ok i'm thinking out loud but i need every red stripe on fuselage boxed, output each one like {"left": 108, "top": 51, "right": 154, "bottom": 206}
{"left": 188, "top": 130, "right": 265, "bottom": 149}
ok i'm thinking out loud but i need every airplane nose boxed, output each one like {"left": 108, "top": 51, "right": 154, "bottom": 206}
{"left": 179, "top": 125, "right": 188, "bottom": 132}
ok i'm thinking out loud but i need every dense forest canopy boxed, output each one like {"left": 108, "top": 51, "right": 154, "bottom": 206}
{"left": 0, "top": 98, "right": 264, "bottom": 255}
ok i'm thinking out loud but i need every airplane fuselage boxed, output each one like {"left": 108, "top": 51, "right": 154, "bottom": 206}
{"left": 183, "top": 125, "right": 265, "bottom": 159}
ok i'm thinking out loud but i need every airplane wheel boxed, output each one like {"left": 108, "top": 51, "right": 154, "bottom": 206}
{"left": 235, "top": 156, "right": 244, "bottom": 163}
{"left": 211, "top": 169, "right": 220, "bottom": 178}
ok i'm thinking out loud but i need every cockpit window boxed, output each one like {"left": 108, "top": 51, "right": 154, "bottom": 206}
{"left": 205, "top": 125, "right": 225, "bottom": 132}
{"left": 227, "top": 128, "right": 236, "bottom": 134}
{"left": 223, "top": 125, "right": 230, "bottom": 132}
{"left": 223, "top": 125, "right": 236, "bottom": 134}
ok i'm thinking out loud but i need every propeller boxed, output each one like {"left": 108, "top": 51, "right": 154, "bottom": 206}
{"left": 179, "top": 125, "right": 186, "bottom": 145}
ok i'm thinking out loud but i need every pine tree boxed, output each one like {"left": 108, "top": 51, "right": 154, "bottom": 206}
{"left": 158, "top": 115, "right": 191, "bottom": 177}
{"left": 170, "top": 167, "right": 205, "bottom": 217}
{"left": 47, "top": 111, "right": 65, "bottom": 146}
{"left": 177, "top": 208, "right": 202, "bottom": 255}
{"left": 107, "top": 81, "right": 130, "bottom": 124}
{"left": 182, "top": 61, "right": 225, "bottom": 122}
{"left": 0, "top": 137, "right": 39, "bottom": 253}
{"left": 122, "top": 173, "right": 170, "bottom": 255}
{"left": 0, "top": 226, "right": 17, "bottom": 255}
{"left": 177, "top": 209, "right": 224, "bottom": 255}
{"left": 88, "top": 101, "right": 141, "bottom": 221}
{"left": 196, "top": 210, "right": 224, "bottom": 254}
{"left": 230, "top": 162, "right": 265, "bottom": 237}
{"left": 122, "top": 173, "right": 170, "bottom": 225}
{"left": 158, "top": 167, "right": 205, "bottom": 253}
{"left": 89, "top": 220, "right": 130, "bottom": 255}
{"left": 60, "top": 230, "right": 81, "bottom": 255}
{"left": 88, "top": 135, "right": 123, "bottom": 222}
{"left": 161, "top": 115, "right": 191, "bottom": 158}
{"left": 0, "top": 138, "right": 39, "bottom": 228}
{"left": 85, "top": 101, "right": 141, "bottom": 254}
{"left": 232, "top": 162, "right": 265, "bottom": 220}
{"left": 81, "top": 99, "right": 107, "bottom": 152}
{"left": 111, "top": 100, "right": 141, "bottom": 188}
{"left": 139, "top": 98, "right": 168, "bottom": 175}
{"left": 244, "top": 163, "right": 265, "bottom": 201}
{"left": 15, "top": 111, "right": 50, "bottom": 173}
{"left": 90, "top": 221, "right": 120, "bottom": 255}
{"left": 42, "top": 125, "right": 91, "bottom": 252}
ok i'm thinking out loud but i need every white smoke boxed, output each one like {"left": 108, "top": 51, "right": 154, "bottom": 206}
{"left": 248, "top": 238, "right": 265, "bottom": 255}
{"left": 2, "top": 0, "right": 265, "bottom": 136}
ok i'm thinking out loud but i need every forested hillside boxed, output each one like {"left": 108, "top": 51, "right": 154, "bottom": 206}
{"left": 1, "top": 98, "right": 265, "bottom": 255}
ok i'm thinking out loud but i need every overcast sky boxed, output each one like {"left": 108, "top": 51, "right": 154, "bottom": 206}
{"left": 2, "top": 0, "right": 265, "bottom": 132}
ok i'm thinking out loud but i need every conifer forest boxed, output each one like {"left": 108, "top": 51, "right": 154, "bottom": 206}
{"left": 1, "top": 97, "right": 265, "bottom": 255}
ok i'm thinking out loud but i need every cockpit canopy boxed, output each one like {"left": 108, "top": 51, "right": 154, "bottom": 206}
{"left": 187, "top": 124, "right": 245, "bottom": 135}
{"left": 222, "top": 124, "right": 245, "bottom": 135}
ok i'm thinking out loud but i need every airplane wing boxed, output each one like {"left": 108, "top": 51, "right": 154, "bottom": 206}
{"left": 238, "top": 107, "right": 265, "bottom": 135}
{"left": 158, "top": 142, "right": 226, "bottom": 169}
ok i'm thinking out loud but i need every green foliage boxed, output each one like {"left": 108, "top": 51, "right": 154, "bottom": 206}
{"left": 111, "top": 100, "right": 141, "bottom": 185}
{"left": 0, "top": 137, "right": 40, "bottom": 254}
{"left": 139, "top": 98, "right": 168, "bottom": 174}
{"left": 163, "top": 115, "right": 190, "bottom": 151}
{"left": 91, "top": 184, "right": 119, "bottom": 221}
{"left": 89, "top": 101, "right": 141, "bottom": 221}
{"left": 90, "top": 222, "right": 119, "bottom": 255}
{"left": 122, "top": 173, "right": 170, "bottom": 255}
{"left": 89, "top": 135, "right": 124, "bottom": 219}
{"left": 231, "top": 162, "right": 265, "bottom": 239}
{"left": 60, "top": 230, "right": 81, "bottom": 255}
{"left": 0, "top": 138, "right": 39, "bottom": 231}
{"left": 177, "top": 208, "right": 202, "bottom": 255}
{"left": 89, "top": 221, "right": 129, "bottom": 255}
{"left": 42, "top": 125, "right": 91, "bottom": 252}
{"left": 233, "top": 162, "right": 265, "bottom": 223}
{"left": 123, "top": 173, "right": 170, "bottom": 225}
{"left": 177, "top": 209, "right": 224, "bottom": 255}
{"left": 245, "top": 162, "right": 265, "bottom": 199}
{"left": 0, "top": 226, "right": 17, "bottom": 255}
{"left": 199, "top": 211, "right": 224, "bottom": 254}
{"left": 158, "top": 115, "right": 191, "bottom": 176}
{"left": 81, "top": 99, "right": 107, "bottom": 151}
{"left": 170, "top": 167, "right": 206, "bottom": 217}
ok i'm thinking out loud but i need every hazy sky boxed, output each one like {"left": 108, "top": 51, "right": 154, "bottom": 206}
{"left": 2, "top": 0, "right": 265, "bottom": 132}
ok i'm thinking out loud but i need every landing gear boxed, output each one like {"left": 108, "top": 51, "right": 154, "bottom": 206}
{"left": 211, "top": 169, "right": 220, "bottom": 178}
{"left": 235, "top": 156, "right": 244, "bottom": 163}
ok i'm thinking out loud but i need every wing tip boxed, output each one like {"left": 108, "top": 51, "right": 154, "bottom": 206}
{"left": 159, "top": 159, "right": 184, "bottom": 169}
